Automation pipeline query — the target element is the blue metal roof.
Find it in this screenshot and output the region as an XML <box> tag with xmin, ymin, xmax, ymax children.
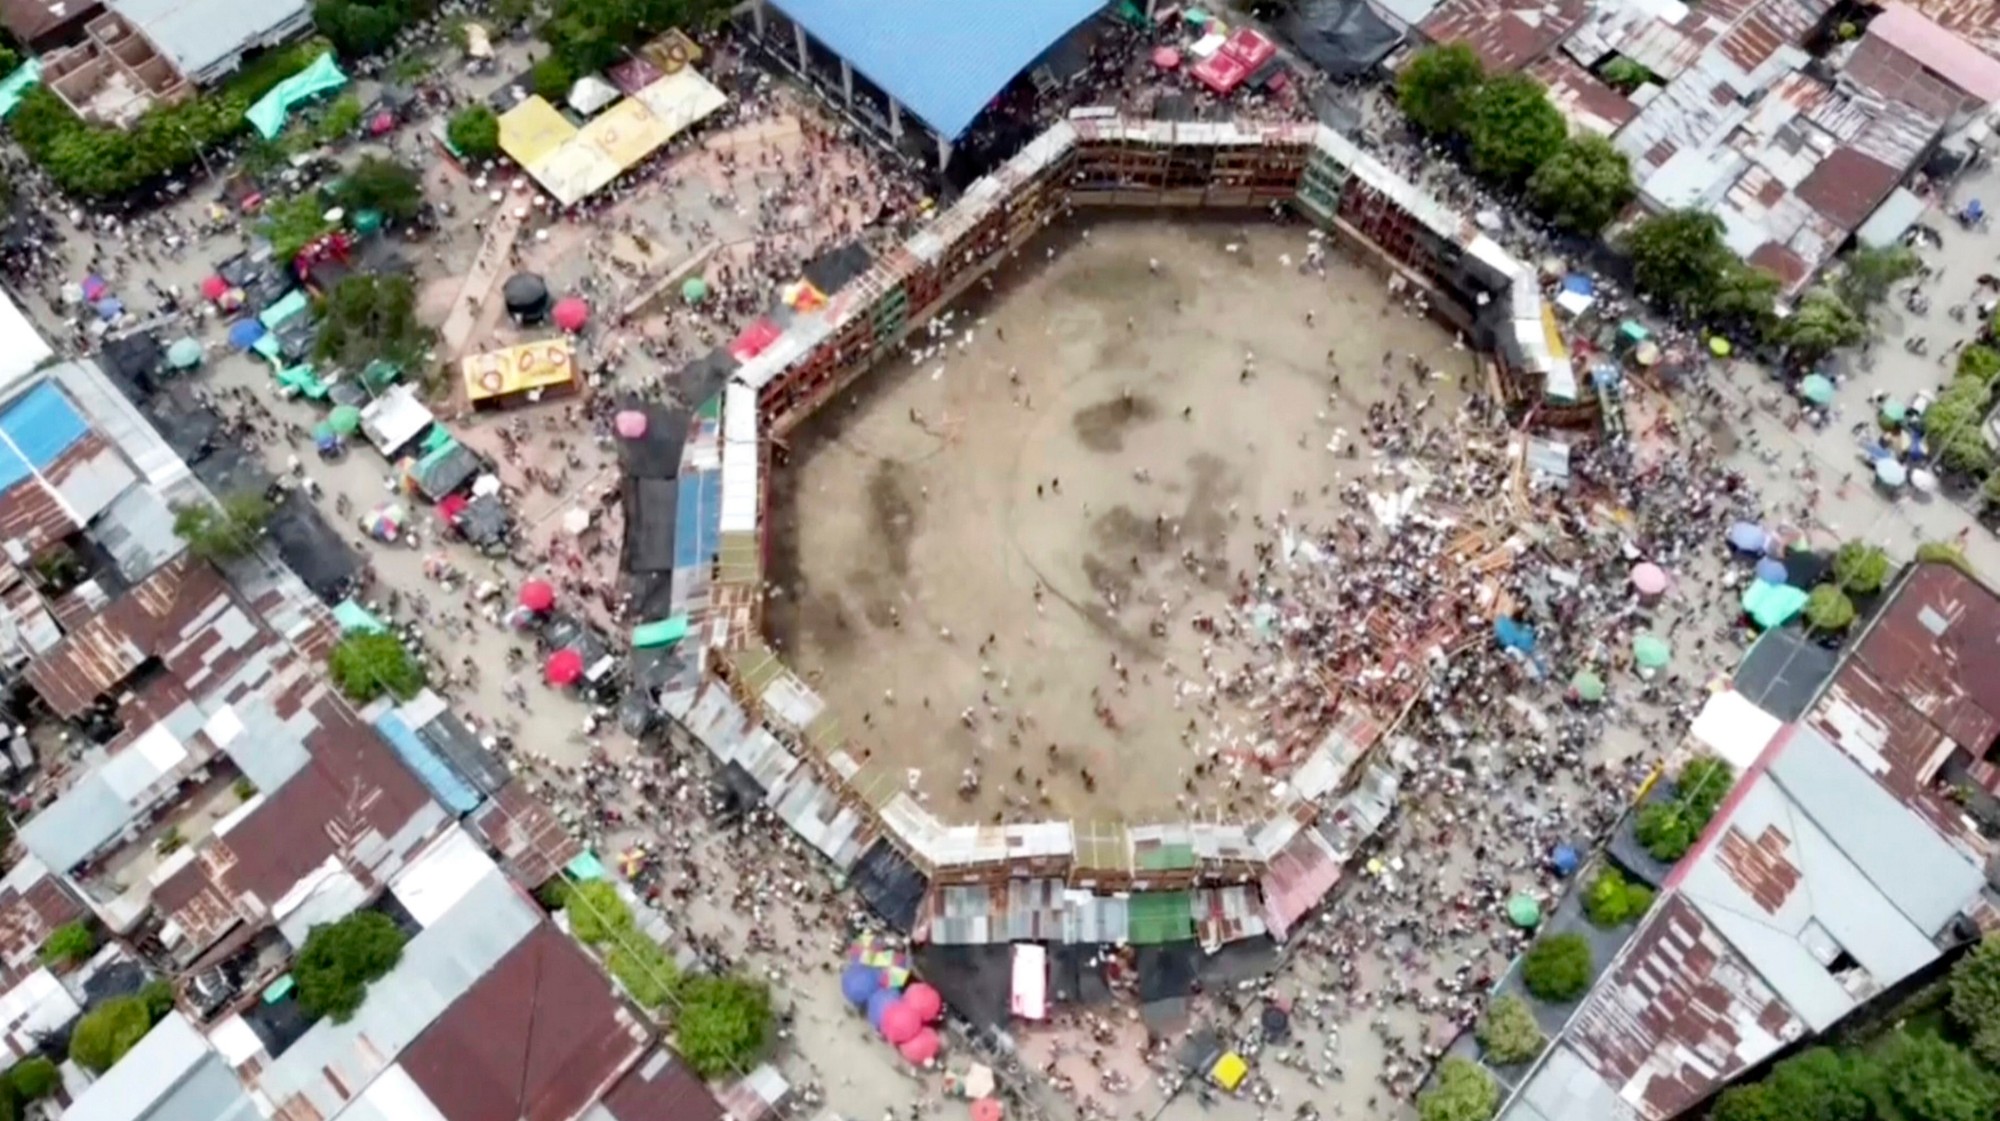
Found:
<box><xmin>0</xmin><ymin>382</ymin><xmax>88</xmax><ymax>492</ymax></box>
<box><xmin>770</xmin><ymin>0</ymin><xmax>1108</xmax><ymax>138</ymax></box>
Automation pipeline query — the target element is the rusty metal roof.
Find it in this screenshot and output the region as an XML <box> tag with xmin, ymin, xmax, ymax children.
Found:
<box><xmin>589</xmin><ymin>1049</ymin><xmax>726</xmax><ymax>1121</ymax></box>
<box><xmin>400</xmin><ymin>923</ymin><xmax>649</xmax><ymax>1121</ymax></box>
<box><xmin>1807</xmin><ymin>561</ymin><xmax>2000</xmax><ymax>858</ymax></box>
<box><xmin>1794</xmin><ymin>146</ymin><xmax>1905</xmax><ymax>231</ymax></box>
<box><xmin>1418</xmin><ymin>0</ymin><xmax>1591</xmax><ymax>72</ymax></box>
<box><xmin>1901</xmin><ymin>0</ymin><xmax>2000</xmax><ymax>59</ymax></box>
<box><xmin>22</xmin><ymin>555</ymin><xmax>230</xmax><ymax>718</ymax></box>
<box><xmin>1530</xmin><ymin>55</ymin><xmax>1638</xmax><ymax>137</ymax></box>
<box><xmin>470</xmin><ymin>779</ymin><xmax>585</xmax><ymax>889</ymax></box>
<box><xmin>0</xmin><ymin>859</ymin><xmax>84</xmax><ymax>991</ymax></box>
<box><xmin>1845</xmin><ymin>32</ymin><xmax>1972</xmax><ymax>120</ymax></box>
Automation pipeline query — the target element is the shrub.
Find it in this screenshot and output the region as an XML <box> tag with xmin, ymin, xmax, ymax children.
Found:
<box><xmin>1832</xmin><ymin>541</ymin><xmax>1891</xmax><ymax>595</ymax></box>
<box><xmin>68</xmin><ymin>995</ymin><xmax>157</xmax><ymax>1072</ymax></box>
<box><xmin>566</xmin><ymin>880</ymin><xmax>631</xmax><ymax>946</ymax></box>
<box><xmin>233</xmin><ymin>777</ymin><xmax>258</xmax><ymax>800</ymax></box>
<box><xmin>1877</xmin><ymin>1031</ymin><xmax>2000</xmax><ymax>1121</ymax></box>
<box><xmin>1958</xmin><ymin>344</ymin><xmax>2000</xmax><ymax>386</ymax></box>
<box><xmin>7</xmin><ymin>1057</ymin><xmax>56</xmax><ymax>1100</ymax></box>
<box><xmin>1635</xmin><ymin>802</ymin><xmax>1698</xmax><ymax>861</ymax></box>
<box><xmin>1475</xmin><ymin>994</ymin><xmax>1544</xmax><ymax>1064</ymax></box>
<box><xmin>294</xmin><ymin>912</ymin><xmax>406</xmax><ymax>1023</ymax></box>
<box><xmin>1805</xmin><ymin>583</ymin><xmax>1857</xmax><ymax>633</ymax></box>
<box><xmin>1582</xmin><ymin>867</ymin><xmax>1655</xmax><ymax>927</ymax></box>
<box><xmin>1418</xmin><ymin>1057</ymin><xmax>1499</xmax><ymax>1121</ymax></box>
<box><xmin>1676</xmin><ymin>756</ymin><xmax>1735</xmax><ymax>817</ymax></box>
<box><xmin>1521</xmin><ymin>933</ymin><xmax>1592</xmax><ymax>1002</ymax></box>
<box><xmin>447</xmin><ymin>105</ymin><xmax>501</xmax><ymax>160</ymax></box>
<box><xmin>609</xmin><ymin>947</ymin><xmax>677</xmax><ymax>1008</ymax></box>
<box><xmin>675</xmin><ymin>975</ymin><xmax>772</xmax><ymax>1079</ymax></box>
<box><xmin>1917</xmin><ymin>541</ymin><xmax>1978</xmax><ymax>576</ymax></box>
<box><xmin>40</xmin><ymin>921</ymin><xmax>95</xmax><ymax>968</ymax></box>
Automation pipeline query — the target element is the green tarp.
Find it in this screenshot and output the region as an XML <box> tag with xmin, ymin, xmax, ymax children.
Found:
<box><xmin>276</xmin><ymin>364</ymin><xmax>329</xmax><ymax>400</ymax></box>
<box><xmin>333</xmin><ymin>599</ymin><xmax>388</xmax><ymax>634</ymax></box>
<box><xmin>246</xmin><ymin>53</ymin><xmax>348</xmax><ymax>140</ymax></box>
<box><xmin>258</xmin><ymin>288</ymin><xmax>310</xmax><ymax>330</ymax></box>
<box><xmin>1741</xmin><ymin>581</ymin><xmax>1809</xmax><ymax>630</ymax></box>
<box><xmin>420</xmin><ymin>425</ymin><xmax>453</xmax><ymax>453</ymax></box>
<box><xmin>632</xmin><ymin>616</ymin><xmax>690</xmax><ymax>648</ymax></box>
<box><xmin>0</xmin><ymin>60</ymin><xmax>41</xmax><ymax>119</ymax></box>
<box><xmin>262</xmin><ymin>975</ymin><xmax>295</xmax><ymax>1002</ymax></box>
<box><xmin>252</xmin><ymin>334</ymin><xmax>283</xmax><ymax>364</ymax></box>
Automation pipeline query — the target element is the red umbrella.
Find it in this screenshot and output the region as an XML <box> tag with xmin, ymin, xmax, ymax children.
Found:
<box><xmin>553</xmin><ymin>297</ymin><xmax>589</xmax><ymax>332</ymax></box>
<box><xmin>545</xmin><ymin>649</ymin><xmax>584</xmax><ymax>686</ymax></box>
<box><xmin>903</xmin><ymin>981</ymin><xmax>942</xmax><ymax>1023</ymax></box>
<box><xmin>881</xmin><ymin>999</ymin><xmax>921</xmax><ymax>1043</ymax></box>
<box><xmin>519</xmin><ymin>580</ymin><xmax>556</xmax><ymax>612</ymax></box>
<box><xmin>970</xmin><ymin>1097</ymin><xmax>1001</xmax><ymax>1121</ymax></box>
<box><xmin>1152</xmin><ymin>46</ymin><xmax>1182</xmax><ymax>70</ymax></box>
<box><xmin>200</xmin><ymin>275</ymin><xmax>229</xmax><ymax>300</ymax></box>
<box><xmin>437</xmin><ymin>494</ymin><xmax>469</xmax><ymax>525</ymax></box>
<box><xmin>899</xmin><ymin>1026</ymin><xmax>941</xmax><ymax>1065</ymax></box>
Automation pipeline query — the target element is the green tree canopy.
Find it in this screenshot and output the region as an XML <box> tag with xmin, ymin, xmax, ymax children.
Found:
<box><xmin>1834</xmin><ymin>244</ymin><xmax>1919</xmax><ymax>314</ymax></box>
<box><xmin>447</xmin><ymin>105</ymin><xmax>502</xmax><ymax>160</ymax></box>
<box><xmin>7</xmin><ymin>1058</ymin><xmax>57</xmax><ymax>1101</ymax></box>
<box><xmin>336</xmin><ymin>156</ymin><xmax>424</xmax><ymax>220</ymax></box>
<box><xmin>1522</xmin><ymin>933</ymin><xmax>1593</xmax><ymax>1002</ymax></box>
<box><xmin>317</xmin><ymin>94</ymin><xmax>364</xmax><ymax>142</ymax></box>
<box><xmin>1396</xmin><ymin>44</ymin><xmax>1485</xmax><ymax>135</ymax></box>
<box><xmin>675</xmin><ymin>975</ymin><xmax>773</xmax><ymax>1078</ymax></box>
<box><xmin>1958</xmin><ymin>344</ymin><xmax>2000</xmax><ymax>386</ymax></box>
<box><xmin>314</xmin><ymin>273</ymin><xmax>432</xmax><ymax>375</ymax></box>
<box><xmin>1949</xmin><ymin>935</ymin><xmax>2000</xmax><ymax>1066</ymax></box>
<box><xmin>1878</xmin><ymin>1031</ymin><xmax>2000</xmax><ymax>1121</ymax></box>
<box><xmin>69</xmin><ymin>994</ymin><xmax>157</xmax><ymax>1072</ymax></box>
<box><xmin>1600</xmin><ymin>58</ymin><xmax>1652</xmax><ymax>92</ymax></box>
<box><xmin>172</xmin><ymin>492</ymin><xmax>273</xmax><ymax>562</ymax></box>
<box><xmin>1708</xmin><ymin>263</ymin><xmax>1782</xmax><ymax>337</ymax></box>
<box><xmin>1712</xmin><ymin>1048</ymin><xmax>1873</xmax><ymax>1121</ymax></box>
<box><xmin>1677</xmin><ymin>755</ymin><xmax>1735</xmax><ymax>817</ymax></box>
<box><xmin>40</xmin><ymin>920</ymin><xmax>95</xmax><ymax>968</ymax></box>
<box><xmin>328</xmin><ymin>632</ymin><xmax>425</xmax><ymax>702</ymax></box>
<box><xmin>1625</xmin><ymin>209</ymin><xmax>1730</xmax><ymax>315</ymax></box>
<box><xmin>295</xmin><ymin>912</ymin><xmax>407</xmax><ymax>1023</ymax></box>
<box><xmin>1527</xmin><ymin>135</ymin><xmax>1634</xmax><ymax>234</ymax></box>
<box><xmin>260</xmin><ymin>193</ymin><xmax>337</xmax><ymax>265</ymax></box>
<box><xmin>1417</xmin><ymin>1057</ymin><xmax>1499</xmax><ymax>1121</ymax></box>
<box><xmin>530</xmin><ymin>56</ymin><xmax>576</xmax><ymax>100</ymax></box>
<box><xmin>1475</xmin><ymin>994</ymin><xmax>1544</xmax><ymax>1065</ymax></box>
<box><xmin>1462</xmin><ymin>74</ymin><xmax>1568</xmax><ymax>185</ymax></box>
<box><xmin>1832</xmin><ymin>540</ymin><xmax>1892</xmax><ymax>595</ymax></box>
<box><xmin>1582</xmin><ymin>866</ymin><xmax>1655</xmax><ymax>927</ymax></box>
<box><xmin>1805</xmin><ymin>583</ymin><xmax>1857</xmax><ymax>633</ymax></box>
<box><xmin>1635</xmin><ymin>802</ymin><xmax>1699</xmax><ymax>862</ymax></box>
<box><xmin>1922</xmin><ymin>379</ymin><xmax>1996</xmax><ymax>477</ymax></box>
<box><xmin>1782</xmin><ymin>287</ymin><xmax>1867</xmax><ymax>360</ymax></box>
<box><xmin>313</xmin><ymin>0</ymin><xmax>414</xmax><ymax>57</ymax></box>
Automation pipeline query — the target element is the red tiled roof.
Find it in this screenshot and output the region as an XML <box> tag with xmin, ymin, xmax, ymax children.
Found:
<box><xmin>22</xmin><ymin>556</ymin><xmax>231</xmax><ymax>718</ymax></box>
<box><xmin>1795</xmin><ymin>147</ymin><xmax>1903</xmax><ymax>231</ymax></box>
<box><xmin>599</xmin><ymin>1050</ymin><xmax>727</xmax><ymax>1121</ymax></box>
<box><xmin>400</xmin><ymin>923</ymin><xmax>648</xmax><ymax>1121</ymax></box>
<box><xmin>1419</xmin><ymin>0</ymin><xmax>1591</xmax><ymax>72</ymax></box>
<box><xmin>1807</xmin><ymin>561</ymin><xmax>2000</xmax><ymax>857</ymax></box>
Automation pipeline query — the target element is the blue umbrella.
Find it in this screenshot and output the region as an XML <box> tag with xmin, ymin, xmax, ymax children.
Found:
<box><xmin>227</xmin><ymin>318</ymin><xmax>267</xmax><ymax>349</ymax></box>
<box><xmin>865</xmin><ymin>987</ymin><xmax>899</xmax><ymax>1029</ymax></box>
<box><xmin>1494</xmin><ymin>617</ymin><xmax>1536</xmax><ymax>653</ymax></box>
<box><xmin>1726</xmin><ymin>521</ymin><xmax>1766</xmax><ymax>553</ymax></box>
<box><xmin>841</xmin><ymin>962</ymin><xmax>880</xmax><ymax>1007</ymax></box>
<box><xmin>1551</xmin><ymin>844</ymin><xmax>1581</xmax><ymax>876</ymax></box>
<box><xmin>91</xmin><ymin>297</ymin><xmax>123</xmax><ymax>320</ymax></box>
<box><xmin>1754</xmin><ymin>557</ymin><xmax>1788</xmax><ymax>585</ymax></box>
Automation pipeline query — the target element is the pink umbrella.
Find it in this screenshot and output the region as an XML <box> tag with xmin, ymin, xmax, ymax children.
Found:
<box><xmin>553</xmin><ymin>296</ymin><xmax>589</xmax><ymax>332</ymax></box>
<box><xmin>615</xmin><ymin>410</ymin><xmax>648</xmax><ymax>439</ymax></box>
<box><xmin>882</xmin><ymin>999</ymin><xmax>921</xmax><ymax>1044</ymax></box>
<box><xmin>898</xmin><ymin>1026</ymin><xmax>941</xmax><ymax>1065</ymax></box>
<box><xmin>1152</xmin><ymin>46</ymin><xmax>1182</xmax><ymax>70</ymax></box>
<box><xmin>903</xmin><ymin>981</ymin><xmax>942</xmax><ymax>1023</ymax></box>
<box><xmin>519</xmin><ymin>580</ymin><xmax>555</xmax><ymax>612</ymax></box>
<box><xmin>200</xmin><ymin>275</ymin><xmax>229</xmax><ymax>300</ymax></box>
<box><xmin>545</xmin><ymin>649</ymin><xmax>584</xmax><ymax>686</ymax></box>
<box><xmin>970</xmin><ymin>1098</ymin><xmax>1002</xmax><ymax>1121</ymax></box>
<box><xmin>1630</xmin><ymin>563</ymin><xmax>1668</xmax><ymax>596</ymax></box>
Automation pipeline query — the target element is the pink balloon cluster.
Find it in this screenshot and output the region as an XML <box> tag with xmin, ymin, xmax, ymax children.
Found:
<box><xmin>877</xmin><ymin>982</ymin><xmax>946</xmax><ymax>1064</ymax></box>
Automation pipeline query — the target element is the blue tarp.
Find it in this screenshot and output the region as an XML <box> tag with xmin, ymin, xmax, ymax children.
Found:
<box><xmin>1560</xmin><ymin>274</ymin><xmax>1594</xmax><ymax>296</ymax></box>
<box><xmin>0</xmin><ymin>383</ymin><xmax>89</xmax><ymax>491</ymax></box>
<box><xmin>372</xmin><ymin>711</ymin><xmax>482</xmax><ymax>814</ymax></box>
<box><xmin>767</xmin><ymin>0</ymin><xmax>1107</xmax><ymax>138</ymax></box>
<box><xmin>1494</xmin><ymin>617</ymin><xmax>1536</xmax><ymax>653</ymax></box>
<box><xmin>673</xmin><ymin>469</ymin><xmax>722</xmax><ymax>570</ymax></box>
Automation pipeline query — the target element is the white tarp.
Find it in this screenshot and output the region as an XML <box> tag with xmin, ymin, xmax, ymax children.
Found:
<box><xmin>359</xmin><ymin>383</ymin><xmax>434</xmax><ymax>455</ymax></box>
<box><xmin>1688</xmin><ymin>688</ymin><xmax>1781</xmax><ymax>771</ymax></box>
<box><xmin>1011</xmin><ymin>943</ymin><xmax>1048</xmax><ymax>1020</ymax></box>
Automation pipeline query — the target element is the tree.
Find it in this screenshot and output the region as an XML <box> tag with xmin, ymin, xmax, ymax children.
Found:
<box><xmin>1582</xmin><ymin>867</ymin><xmax>1655</xmax><ymax>927</ymax></box>
<box><xmin>1676</xmin><ymin>756</ymin><xmax>1735</xmax><ymax>818</ymax></box>
<box><xmin>1711</xmin><ymin>1083</ymin><xmax>1783</xmax><ymax>1121</ymax></box>
<box><xmin>68</xmin><ymin>994</ymin><xmax>157</xmax><ymax>1072</ymax></box>
<box><xmin>329</xmin><ymin>633</ymin><xmax>424</xmax><ymax>702</ymax></box>
<box><xmin>1923</xmin><ymin>385</ymin><xmax>1996</xmax><ymax>477</ymax></box>
<box><xmin>313</xmin><ymin>0</ymin><xmax>415</xmax><ymax>57</ymax></box>
<box><xmin>1949</xmin><ymin>935</ymin><xmax>2000</xmax><ymax>1066</ymax></box>
<box><xmin>172</xmin><ymin>492</ymin><xmax>273</xmax><ymax>562</ymax></box>
<box><xmin>7</xmin><ymin>1058</ymin><xmax>57</xmax><ymax>1100</ymax></box>
<box><xmin>1521</xmin><ymin>933</ymin><xmax>1592</xmax><ymax>1002</ymax></box>
<box><xmin>1528</xmin><ymin>135</ymin><xmax>1634</xmax><ymax>233</ymax></box>
<box><xmin>1708</xmin><ymin>263</ymin><xmax>1782</xmax><ymax>337</ymax></box>
<box><xmin>317</xmin><ymin>94</ymin><xmax>364</xmax><ymax>142</ymax></box>
<box><xmin>566</xmin><ymin>880</ymin><xmax>633</xmax><ymax>946</ymax></box>
<box><xmin>1958</xmin><ymin>344</ymin><xmax>2000</xmax><ymax>386</ymax></box>
<box><xmin>447</xmin><ymin>105</ymin><xmax>501</xmax><ymax>160</ymax></box>
<box><xmin>259</xmin><ymin>193</ymin><xmax>335</xmax><ymax>265</ymax></box>
<box><xmin>294</xmin><ymin>912</ymin><xmax>406</xmax><ymax>1023</ymax></box>
<box><xmin>675</xmin><ymin>975</ymin><xmax>773</xmax><ymax>1078</ymax></box>
<box><xmin>1805</xmin><ymin>584</ymin><xmax>1857</xmax><ymax>633</ymax></box>
<box><xmin>1635</xmin><ymin>802</ymin><xmax>1699</xmax><ymax>861</ymax></box>
<box><xmin>40</xmin><ymin>920</ymin><xmax>95</xmax><ymax>968</ymax></box>
<box><xmin>1877</xmin><ymin>1031</ymin><xmax>2000</xmax><ymax>1121</ymax></box>
<box><xmin>1475</xmin><ymin>994</ymin><xmax>1544</xmax><ymax>1064</ymax></box>
<box><xmin>1600</xmin><ymin>58</ymin><xmax>1652</xmax><ymax>93</ymax></box>
<box><xmin>336</xmin><ymin>156</ymin><xmax>424</xmax><ymax>220</ymax></box>
<box><xmin>1835</xmin><ymin>244</ymin><xmax>1919</xmax><ymax>314</ymax></box>
<box><xmin>1462</xmin><ymin>75</ymin><xmax>1568</xmax><ymax>185</ymax></box>
<box><xmin>1417</xmin><ymin>1057</ymin><xmax>1498</xmax><ymax>1121</ymax></box>
<box><xmin>530</xmin><ymin>56</ymin><xmax>576</xmax><ymax>101</ymax></box>
<box><xmin>1832</xmin><ymin>541</ymin><xmax>1892</xmax><ymax>595</ymax></box>
<box><xmin>1782</xmin><ymin>287</ymin><xmax>1867</xmax><ymax>360</ymax></box>
<box><xmin>1396</xmin><ymin>44</ymin><xmax>1485</xmax><ymax>135</ymax></box>
<box><xmin>314</xmin><ymin>273</ymin><xmax>432</xmax><ymax>374</ymax></box>
<box><xmin>1625</xmin><ymin>209</ymin><xmax>1730</xmax><ymax>315</ymax></box>
<box><xmin>1712</xmin><ymin>1049</ymin><xmax>1873</xmax><ymax>1121</ymax></box>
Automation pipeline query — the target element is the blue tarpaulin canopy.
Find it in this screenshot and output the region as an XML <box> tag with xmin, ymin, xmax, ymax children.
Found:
<box><xmin>1560</xmin><ymin>274</ymin><xmax>1594</xmax><ymax>296</ymax></box>
<box><xmin>767</xmin><ymin>0</ymin><xmax>1108</xmax><ymax>138</ymax></box>
<box><xmin>1494</xmin><ymin>617</ymin><xmax>1536</xmax><ymax>653</ymax></box>
<box><xmin>228</xmin><ymin>318</ymin><xmax>267</xmax><ymax>348</ymax></box>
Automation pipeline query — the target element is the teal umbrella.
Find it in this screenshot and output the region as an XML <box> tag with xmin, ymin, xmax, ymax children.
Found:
<box><xmin>167</xmin><ymin>337</ymin><xmax>203</xmax><ymax>369</ymax></box>
<box><xmin>1570</xmin><ymin>670</ymin><xmax>1605</xmax><ymax>703</ymax></box>
<box><xmin>1879</xmin><ymin>399</ymin><xmax>1908</xmax><ymax>424</ymax></box>
<box><xmin>1798</xmin><ymin>373</ymin><xmax>1834</xmax><ymax>405</ymax></box>
<box><xmin>681</xmin><ymin>275</ymin><xmax>709</xmax><ymax>304</ymax></box>
<box><xmin>1633</xmin><ymin>633</ymin><xmax>1671</xmax><ymax>670</ymax></box>
<box><xmin>1507</xmin><ymin>895</ymin><xmax>1541</xmax><ymax>928</ymax></box>
<box><xmin>328</xmin><ymin>404</ymin><xmax>362</xmax><ymax>435</ymax></box>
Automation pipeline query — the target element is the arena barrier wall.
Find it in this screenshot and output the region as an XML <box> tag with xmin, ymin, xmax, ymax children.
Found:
<box><xmin>650</xmin><ymin>116</ymin><xmax>1562</xmax><ymax>948</ymax></box>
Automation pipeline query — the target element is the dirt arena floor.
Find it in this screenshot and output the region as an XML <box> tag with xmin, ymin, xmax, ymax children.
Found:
<box><xmin>765</xmin><ymin>217</ymin><xmax>1469</xmax><ymax>822</ymax></box>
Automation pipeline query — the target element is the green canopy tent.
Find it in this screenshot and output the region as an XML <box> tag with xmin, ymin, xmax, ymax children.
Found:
<box><xmin>246</xmin><ymin>53</ymin><xmax>349</xmax><ymax>140</ymax></box>
<box><xmin>167</xmin><ymin>337</ymin><xmax>204</xmax><ymax>370</ymax></box>
<box><xmin>332</xmin><ymin>599</ymin><xmax>389</xmax><ymax>634</ymax></box>
<box><xmin>327</xmin><ymin>404</ymin><xmax>362</xmax><ymax>435</ymax></box>
<box><xmin>632</xmin><ymin>616</ymin><xmax>690</xmax><ymax>648</ymax></box>
<box><xmin>1798</xmin><ymin>374</ymin><xmax>1835</xmax><ymax>406</ymax></box>
<box><xmin>276</xmin><ymin>364</ymin><xmax>329</xmax><ymax>400</ymax></box>
<box><xmin>1507</xmin><ymin>895</ymin><xmax>1541</xmax><ymax>928</ymax></box>
<box><xmin>1879</xmin><ymin>399</ymin><xmax>1908</xmax><ymax>424</ymax></box>
<box><xmin>1741</xmin><ymin>581</ymin><xmax>1809</xmax><ymax>630</ymax></box>
<box><xmin>1633</xmin><ymin>633</ymin><xmax>1672</xmax><ymax>670</ymax></box>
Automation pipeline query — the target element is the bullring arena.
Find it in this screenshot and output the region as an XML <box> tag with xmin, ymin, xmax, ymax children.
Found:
<box><xmin>648</xmin><ymin>116</ymin><xmax>1560</xmax><ymax>958</ymax></box>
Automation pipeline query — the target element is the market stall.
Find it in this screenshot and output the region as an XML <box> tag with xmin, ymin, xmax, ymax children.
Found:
<box><xmin>461</xmin><ymin>337</ymin><xmax>582</xmax><ymax>410</ymax></box>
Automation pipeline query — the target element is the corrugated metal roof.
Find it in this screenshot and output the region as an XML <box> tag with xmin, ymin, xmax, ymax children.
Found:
<box><xmin>0</xmin><ymin>859</ymin><xmax>83</xmax><ymax>993</ymax></box>
<box><xmin>469</xmin><ymin>779</ymin><xmax>584</xmax><ymax>890</ymax></box>
<box><xmin>20</xmin><ymin>722</ymin><xmax>204</xmax><ymax>872</ymax></box>
<box><xmin>249</xmin><ymin>864</ymin><xmax>538</xmax><ymax>1120</ymax></box>
<box><xmin>104</xmin><ymin>0</ymin><xmax>309</xmax><ymax>81</ymax></box>
<box><xmin>766</xmin><ymin>0</ymin><xmax>1106</xmax><ymax>137</ymax></box>
<box><xmin>1419</xmin><ymin>0</ymin><xmax>1591</xmax><ymax>71</ymax></box>
<box><xmin>1869</xmin><ymin>1</ymin><xmax>2000</xmax><ymax>100</ymax></box>
<box><xmin>89</xmin><ymin>482</ymin><xmax>185</xmax><ymax>584</ymax></box>
<box><xmin>1902</xmin><ymin>0</ymin><xmax>2000</xmax><ymax>59</ymax></box>
<box><xmin>23</xmin><ymin>555</ymin><xmax>230</xmax><ymax>717</ymax></box>
<box><xmin>590</xmin><ymin>1048</ymin><xmax>727</xmax><ymax>1121</ymax></box>
<box><xmin>65</xmin><ymin>1012</ymin><xmax>259</xmax><ymax>1121</ymax></box>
